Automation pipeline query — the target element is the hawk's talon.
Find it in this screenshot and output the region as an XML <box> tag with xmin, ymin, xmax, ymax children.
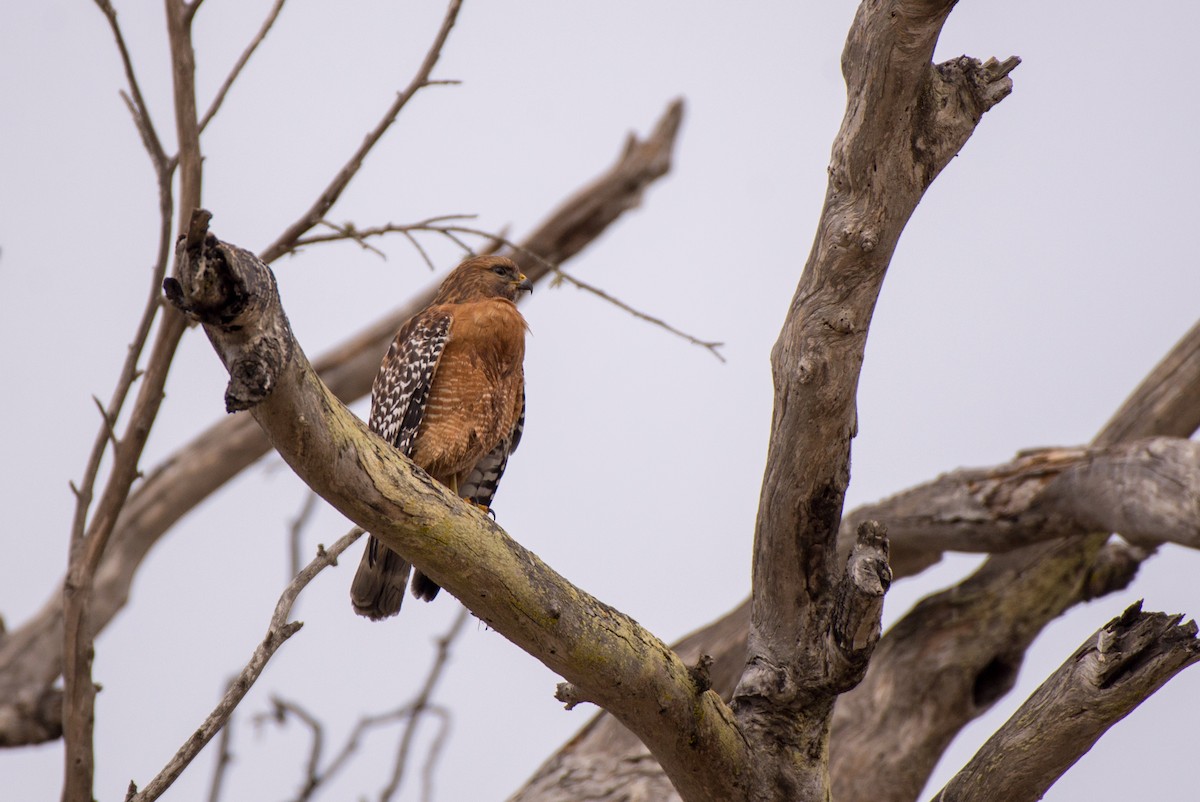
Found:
<box><xmin>469</xmin><ymin>501</ymin><xmax>495</xmax><ymax>519</ymax></box>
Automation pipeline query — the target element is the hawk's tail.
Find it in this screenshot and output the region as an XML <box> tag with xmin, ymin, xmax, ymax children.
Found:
<box><xmin>351</xmin><ymin>534</ymin><xmax>412</xmax><ymax>620</ymax></box>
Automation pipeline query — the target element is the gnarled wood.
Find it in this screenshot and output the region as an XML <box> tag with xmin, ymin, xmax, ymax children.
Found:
<box><xmin>931</xmin><ymin>603</ymin><xmax>1200</xmax><ymax>802</ymax></box>
<box><xmin>732</xmin><ymin>0</ymin><xmax>1016</xmax><ymax>795</ymax></box>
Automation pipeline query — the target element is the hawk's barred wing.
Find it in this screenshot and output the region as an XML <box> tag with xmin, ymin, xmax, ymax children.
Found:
<box><xmin>369</xmin><ymin>311</ymin><xmax>452</xmax><ymax>454</ymax></box>
<box><xmin>460</xmin><ymin>388</ymin><xmax>524</xmax><ymax>509</ymax></box>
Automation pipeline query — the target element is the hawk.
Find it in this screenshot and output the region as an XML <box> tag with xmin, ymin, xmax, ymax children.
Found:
<box><xmin>351</xmin><ymin>255</ymin><xmax>532</xmax><ymax>620</ymax></box>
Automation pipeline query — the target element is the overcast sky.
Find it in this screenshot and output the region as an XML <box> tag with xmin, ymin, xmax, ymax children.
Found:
<box><xmin>2</xmin><ymin>2</ymin><xmax>1198</xmax><ymax>801</ymax></box>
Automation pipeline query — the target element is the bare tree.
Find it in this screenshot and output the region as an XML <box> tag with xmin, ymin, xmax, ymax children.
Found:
<box><xmin>157</xmin><ymin>4</ymin><xmax>1200</xmax><ymax>802</ymax></box>
<box><xmin>4</xmin><ymin>2</ymin><xmax>1198</xmax><ymax>801</ymax></box>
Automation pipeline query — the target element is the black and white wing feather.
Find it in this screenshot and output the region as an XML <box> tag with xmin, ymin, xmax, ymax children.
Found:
<box><xmin>369</xmin><ymin>311</ymin><xmax>452</xmax><ymax>454</ymax></box>
<box><xmin>351</xmin><ymin>310</ymin><xmax>451</xmax><ymax>621</ymax></box>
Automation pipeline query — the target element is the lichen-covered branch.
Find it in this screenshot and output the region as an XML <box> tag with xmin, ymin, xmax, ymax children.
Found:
<box><xmin>164</xmin><ymin>218</ymin><xmax>749</xmax><ymax>802</ymax></box>
<box><xmin>931</xmin><ymin>603</ymin><xmax>1200</xmax><ymax>802</ymax></box>
<box><xmin>0</xmin><ymin>100</ymin><xmax>684</xmax><ymax>750</ymax></box>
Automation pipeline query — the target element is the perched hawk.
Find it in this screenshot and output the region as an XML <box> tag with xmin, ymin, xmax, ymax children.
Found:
<box><xmin>351</xmin><ymin>255</ymin><xmax>531</xmax><ymax>620</ymax></box>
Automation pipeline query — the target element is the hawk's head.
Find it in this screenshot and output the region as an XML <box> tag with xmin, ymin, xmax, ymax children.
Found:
<box><xmin>435</xmin><ymin>255</ymin><xmax>533</xmax><ymax>304</ymax></box>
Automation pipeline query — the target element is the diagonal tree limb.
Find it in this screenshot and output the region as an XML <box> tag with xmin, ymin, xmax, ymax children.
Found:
<box><xmin>0</xmin><ymin>100</ymin><xmax>685</xmax><ymax>749</ymax></box>
<box><xmin>930</xmin><ymin>602</ymin><xmax>1200</xmax><ymax>802</ymax></box>
<box><xmin>126</xmin><ymin>530</ymin><xmax>361</xmax><ymax>802</ymax></box>
<box><xmin>164</xmin><ymin>219</ymin><xmax>750</xmax><ymax>801</ymax></box>
<box><xmin>828</xmin><ymin>323</ymin><xmax>1200</xmax><ymax>802</ymax></box>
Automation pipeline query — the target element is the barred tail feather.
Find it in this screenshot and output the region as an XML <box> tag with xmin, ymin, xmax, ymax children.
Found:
<box><xmin>351</xmin><ymin>535</ymin><xmax>411</xmax><ymax>620</ymax></box>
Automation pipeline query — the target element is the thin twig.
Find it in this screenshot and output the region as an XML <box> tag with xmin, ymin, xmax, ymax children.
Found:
<box><xmin>92</xmin><ymin>0</ymin><xmax>168</xmax><ymax>167</ymax></box>
<box><xmin>198</xmin><ymin>0</ymin><xmax>287</xmax><ymax>133</ymax></box>
<box><xmin>257</xmin><ymin>697</ymin><xmax>325</xmax><ymax>800</ymax></box>
<box><xmin>380</xmin><ymin>608</ymin><xmax>469</xmax><ymax>801</ymax></box>
<box><xmin>255</xmin><ymin>608</ymin><xmax>469</xmax><ymax>802</ymax></box>
<box><xmin>258</xmin><ymin>0</ymin><xmax>464</xmax><ymax>264</ymax></box>
<box><xmin>128</xmin><ymin>530</ymin><xmax>364</xmax><ymax>802</ymax></box>
<box><xmin>64</xmin><ymin>5</ymin><xmax>187</xmax><ymax>799</ymax></box>
<box><xmin>294</xmin><ymin>219</ymin><xmax>727</xmax><ymax>362</ymax></box>
<box><xmin>288</xmin><ymin>491</ymin><xmax>320</xmax><ymax>579</ymax></box>
<box><xmin>552</xmin><ymin>268</ymin><xmax>726</xmax><ymax>362</ymax></box>
<box><xmin>417</xmin><ymin>707</ymin><xmax>451</xmax><ymax>802</ymax></box>
<box><xmin>205</xmin><ymin>693</ymin><xmax>235</xmax><ymax>802</ymax></box>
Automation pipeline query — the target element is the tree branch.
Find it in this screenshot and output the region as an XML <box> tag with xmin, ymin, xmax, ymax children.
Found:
<box><xmin>829</xmin><ymin>322</ymin><xmax>1200</xmax><ymax>802</ymax></box>
<box><xmin>126</xmin><ymin>530</ymin><xmax>361</xmax><ymax>802</ymax></box>
<box><xmin>0</xmin><ymin>100</ymin><xmax>684</xmax><ymax>749</ymax></box>
<box><xmin>258</xmin><ymin>0</ymin><xmax>464</xmax><ymax>264</ymax></box>
<box><xmin>840</xmin><ymin>436</ymin><xmax>1200</xmax><ymax>578</ymax></box>
<box><xmin>197</xmin><ymin>0</ymin><xmax>287</xmax><ymax>134</ymax></box>
<box><xmin>732</xmin><ymin>0</ymin><xmax>1016</xmax><ymax>792</ymax></box>
<box><xmin>931</xmin><ymin>602</ymin><xmax>1200</xmax><ymax>802</ymax></box>
<box><xmin>163</xmin><ymin>216</ymin><xmax>749</xmax><ymax>801</ymax></box>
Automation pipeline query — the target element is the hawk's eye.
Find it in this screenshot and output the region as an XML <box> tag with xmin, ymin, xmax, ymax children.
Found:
<box><xmin>491</xmin><ymin>265</ymin><xmax>508</xmax><ymax>276</ymax></box>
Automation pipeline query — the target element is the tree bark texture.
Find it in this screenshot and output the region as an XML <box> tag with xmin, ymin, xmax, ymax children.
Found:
<box><xmin>0</xmin><ymin>101</ymin><xmax>685</xmax><ymax>749</ymax></box>
<box><xmin>931</xmin><ymin>602</ymin><xmax>1200</xmax><ymax>802</ymax></box>
<box><xmin>731</xmin><ymin>0</ymin><xmax>1017</xmax><ymax>796</ymax></box>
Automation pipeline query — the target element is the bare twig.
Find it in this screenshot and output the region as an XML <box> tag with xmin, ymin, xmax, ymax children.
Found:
<box><xmin>294</xmin><ymin>217</ymin><xmax>727</xmax><ymax>361</ymax></box>
<box><xmin>91</xmin><ymin>0</ymin><xmax>168</xmax><ymax>167</ymax></box>
<box><xmin>205</xmin><ymin>694</ymin><xmax>235</xmax><ymax>802</ymax></box>
<box><xmin>288</xmin><ymin>491</ymin><xmax>320</xmax><ymax>579</ymax></box>
<box><xmin>128</xmin><ymin>530</ymin><xmax>363</xmax><ymax>802</ymax></box>
<box><xmin>551</xmin><ymin>268</ymin><xmax>726</xmax><ymax>362</ymax></box>
<box><xmin>63</xmin><ymin>4</ymin><xmax>192</xmax><ymax>799</ymax></box>
<box><xmin>255</xmin><ymin>608</ymin><xmax>469</xmax><ymax>802</ymax></box>
<box><xmin>258</xmin><ymin>0</ymin><xmax>464</xmax><ymax>264</ymax></box>
<box><xmin>256</xmin><ymin>697</ymin><xmax>325</xmax><ymax>801</ymax></box>
<box><xmin>417</xmin><ymin>707</ymin><xmax>452</xmax><ymax>802</ymax></box>
<box><xmin>197</xmin><ymin>0</ymin><xmax>286</xmax><ymax>133</ymax></box>
<box><xmin>380</xmin><ymin>608</ymin><xmax>469</xmax><ymax>801</ymax></box>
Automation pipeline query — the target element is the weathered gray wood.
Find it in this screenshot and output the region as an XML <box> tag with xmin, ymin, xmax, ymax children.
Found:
<box><xmin>931</xmin><ymin>603</ymin><xmax>1200</xmax><ymax>802</ymax></box>
<box><xmin>841</xmin><ymin>437</ymin><xmax>1200</xmax><ymax>576</ymax></box>
<box><xmin>731</xmin><ymin>0</ymin><xmax>1017</xmax><ymax>794</ymax></box>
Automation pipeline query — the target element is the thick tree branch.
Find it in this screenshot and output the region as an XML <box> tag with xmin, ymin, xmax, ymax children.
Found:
<box><xmin>829</xmin><ymin>323</ymin><xmax>1200</xmax><ymax>802</ymax></box>
<box><xmin>163</xmin><ymin>219</ymin><xmax>750</xmax><ymax>802</ymax></box>
<box><xmin>0</xmin><ymin>101</ymin><xmax>683</xmax><ymax>749</ymax></box>
<box><xmin>931</xmin><ymin>602</ymin><xmax>1200</xmax><ymax>802</ymax></box>
<box><xmin>840</xmin><ymin>436</ymin><xmax>1200</xmax><ymax>578</ymax></box>
<box><xmin>732</xmin><ymin>0</ymin><xmax>1016</xmax><ymax>793</ymax></box>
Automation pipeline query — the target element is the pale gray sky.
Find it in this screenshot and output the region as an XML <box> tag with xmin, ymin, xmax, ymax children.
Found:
<box><xmin>2</xmin><ymin>2</ymin><xmax>1197</xmax><ymax>800</ymax></box>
